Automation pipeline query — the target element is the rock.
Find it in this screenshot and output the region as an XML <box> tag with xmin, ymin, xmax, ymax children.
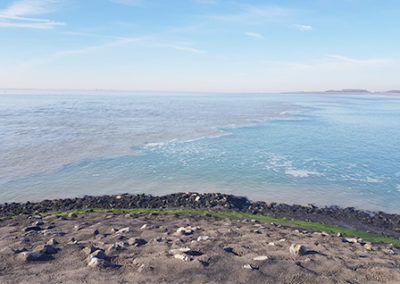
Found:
<box><xmin>38</xmin><ymin>245</ymin><xmax>57</xmax><ymax>254</ymax></box>
<box><xmin>35</xmin><ymin>221</ymin><xmax>44</xmax><ymax>226</ymax></box>
<box><xmin>23</xmin><ymin>226</ymin><xmax>41</xmax><ymax>232</ymax></box>
<box><xmin>88</xmin><ymin>257</ymin><xmax>111</xmax><ymax>268</ymax></box>
<box><xmin>176</xmin><ymin>227</ymin><xmax>194</xmax><ymax>236</ymax></box>
<box><xmin>119</xmin><ymin>227</ymin><xmax>130</xmax><ymax>234</ymax></box>
<box><xmin>107</xmin><ymin>243</ymin><xmax>124</xmax><ymax>253</ymax></box>
<box><xmin>243</xmin><ymin>264</ymin><xmax>258</xmax><ymax>270</ymax></box>
<box><xmin>140</xmin><ymin>224</ymin><xmax>149</xmax><ymax>230</ymax></box>
<box><xmin>138</xmin><ymin>263</ymin><xmax>154</xmax><ymax>273</ymax></box>
<box><xmin>364</xmin><ymin>243</ymin><xmax>373</xmax><ymax>251</ymax></box>
<box><xmin>90</xmin><ymin>249</ymin><xmax>106</xmax><ymax>260</ymax></box>
<box><xmin>111</xmin><ymin>228</ymin><xmax>119</xmax><ymax>233</ymax></box>
<box><xmin>174</xmin><ymin>254</ymin><xmax>192</xmax><ymax>262</ymax></box>
<box><xmin>337</xmin><ymin>232</ymin><xmax>342</xmax><ymax>237</ymax></box>
<box><xmin>197</xmin><ymin>236</ymin><xmax>210</xmax><ymax>241</ymax></box>
<box><xmin>93</xmin><ymin>229</ymin><xmax>99</xmax><ymax>235</ymax></box>
<box><xmin>253</xmin><ymin>255</ymin><xmax>269</xmax><ymax>261</ymax></box>
<box><xmin>82</xmin><ymin>246</ymin><xmax>100</xmax><ymax>255</ymax></box>
<box><xmin>128</xmin><ymin>238</ymin><xmax>147</xmax><ymax>247</ymax></box>
<box><xmin>115</xmin><ymin>241</ymin><xmax>129</xmax><ymax>247</ymax></box>
<box><xmin>268</xmin><ymin>242</ymin><xmax>276</xmax><ymax>246</ymax></box>
<box><xmin>290</xmin><ymin>244</ymin><xmax>307</xmax><ymax>256</ymax></box>
<box><xmin>47</xmin><ymin>238</ymin><xmax>58</xmax><ymax>245</ymax></box>
<box><xmin>23</xmin><ymin>236</ymin><xmax>30</xmax><ymax>243</ymax></box>
<box><xmin>17</xmin><ymin>251</ymin><xmax>45</xmax><ymax>262</ymax></box>
<box><xmin>343</xmin><ymin>237</ymin><xmax>358</xmax><ymax>244</ymax></box>
<box><xmin>74</xmin><ymin>225</ymin><xmax>81</xmax><ymax>231</ymax></box>
<box><xmin>68</xmin><ymin>213</ymin><xmax>78</xmax><ymax>218</ymax></box>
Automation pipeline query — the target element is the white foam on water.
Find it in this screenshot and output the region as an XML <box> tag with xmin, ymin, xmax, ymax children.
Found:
<box><xmin>285</xmin><ymin>169</ymin><xmax>323</xmax><ymax>178</ymax></box>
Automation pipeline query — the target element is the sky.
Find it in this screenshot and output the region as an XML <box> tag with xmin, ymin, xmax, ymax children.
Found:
<box><xmin>0</xmin><ymin>0</ymin><xmax>399</xmax><ymax>93</ymax></box>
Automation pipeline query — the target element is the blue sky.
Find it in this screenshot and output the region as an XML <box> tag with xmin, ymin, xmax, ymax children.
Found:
<box><xmin>1</xmin><ymin>0</ymin><xmax>399</xmax><ymax>92</ymax></box>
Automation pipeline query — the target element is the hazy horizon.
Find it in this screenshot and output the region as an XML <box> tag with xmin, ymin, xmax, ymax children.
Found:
<box><xmin>1</xmin><ymin>0</ymin><xmax>400</xmax><ymax>92</ymax></box>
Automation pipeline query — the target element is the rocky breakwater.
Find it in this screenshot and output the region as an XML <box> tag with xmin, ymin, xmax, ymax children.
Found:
<box><xmin>1</xmin><ymin>192</ymin><xmax>400</xmax><ymax>239</ymax></box>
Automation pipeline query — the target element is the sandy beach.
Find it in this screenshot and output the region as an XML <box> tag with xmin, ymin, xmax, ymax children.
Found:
<box><xmin>1</xmin><ymin>193</ymin><xmax>399</xmax><ymax>283</ymax></box>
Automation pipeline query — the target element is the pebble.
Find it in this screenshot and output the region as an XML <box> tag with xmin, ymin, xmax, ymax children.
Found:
<box><xmin>39</xmin><ymin>245</ymin><xmax>58</xmax><ymax>254</ymax></box>
<box><xmin>176</xmin><ymin>227</ymin><xmax>194</xmax><ymax>236</ymax></box>
<box><xmin>35</xmin><ymin>221</ymin><xmax>44</xmax><ymax>226</ymax></box>
<box><xmin>88</xmin><ymin>257</ymin><xmax>111</xmax><ymax>268</ymax></box>
<box><xmin>68</xmin><ymin>213</ymin><xmax>78</xmax><ymax>218</ymax></box>
<box><xmin>111</xmin><ymin>228</ymin><xmax>119</xmax><ymax>233</ymax></box>
<box><xmin>119</xmin><ymin>227</ymin><xmax>130</xmax><ymax>234</ymax></box>
<box><xmin>253</xmin><ymin>255</ymin><xmax>269</xmax><ymax>261</ymax></box>
<box><xmin>197</xmin><ymin>236</ymin><xmax>210</xmax><ymax>241</ymax></box>
<box><xmin>268</xmin><ymin>242</ymin><xmax>276</xmax><ymax>246</ymax></box>
<box><xmin>290</xmin><ymin>244</ymin><xmax>307</xmax><ymax>256</ymax></box>
<box><xmin>128</xmin><ymin>238</ymin><xmax>147</xmax><ymax>247</ymax></box>
<box><xmin>243</xmin><ymin>264</ymin><xmax>258</xmax><ymax>270</ymax></box>
<box><xmin>47</xmin><ymin>238</ymin><xmax>59</xmax><ymax>245</ymax></box>
<box><xmin>23</xmin><ymin>236</ymin><xmax>30</xmax><ymax>243</ymax></box>
<box><xmin>174</xmin><ymin>254</ymin><xmax>192</xmax><ymax>262</ymax></box>
<box><xmin>90</xmin><ymin>249</ymin><xmax>107</xmax><ymax>260</ymax></box>
<box><xmin>23</xmin><ymin>226</ymin><xmax>41</xmax><ymax>232</ymax></box>
<box><xmin>343</xmin><ymin>237</ymin><xmax>358</xmax><ymax>244</ymax></box>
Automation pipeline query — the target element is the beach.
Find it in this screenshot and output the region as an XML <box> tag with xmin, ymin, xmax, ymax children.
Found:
<box><xmin>1</xmin><ymin>193</ymin><xmax>399</xmax><ymax>283</ymax></box>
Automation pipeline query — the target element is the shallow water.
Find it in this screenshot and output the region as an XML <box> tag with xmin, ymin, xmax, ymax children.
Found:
<box><xmin>1</xmin><ymin>92</ymin><xmax>399</xmax><ymax>213</ymax></box>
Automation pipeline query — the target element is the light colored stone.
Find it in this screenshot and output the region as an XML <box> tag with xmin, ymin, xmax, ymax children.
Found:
<box><xmin>88</xmin><ymin>257</ymin><xmax>111</xmax><ymax>268</ymax></box>
<box><xmin>343</xmin><ymin>237</ymin><xmax>358</xmax><ymax>244</ymax></box>
<box><xmin>176</xmin><ymin>227</ymin><xmax>194</xmax><ymax>236</ymax></box>
<box><xmin>90</xmin><ymin>250</ymin><xmax>106</xmax><ymax>259</ymax></box>
<box><xmin>290</xmin><ymin>244</ymin><xmax>307</xmax><ymax>256</ymax></box>
<box><xmin>174</xmin><ymin>254</ymin><xmax>191</xmax><ymax>262</ymax></box>
<box><xmin>253</xmin><ymin>255</ymin><xmax>269</xmax><ymax>261</ymax></box>
<box><xmin>243</xmin><ymin>264</ymin><xmax>258</xmax><ymax>270</ymax></box>
<box><xmin>197</xmin><ymin>236</ymin><xmax>210</xmax><ymax>241</ymax></box>
<box><xmin>268</xmin><ymin>242</ymin><xmax>276</xmax><ymax>246</ymax></box>
<box><xmin>47</xmin><ymin>238</ymin><xmax>58</xmax><ymax>245</ymax></box>
<box><xmin>39</xmin><ymin>245</ymin><xmax>57</xmax><ymax>254</ymax></box>
<box><xmin>119</xmin><ymin>227</ymin><xmax>130</xmax><ymax>234</ymax></box>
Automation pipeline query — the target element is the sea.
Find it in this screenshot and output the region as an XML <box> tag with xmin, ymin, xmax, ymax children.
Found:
<box><xmin>1</xmin><ymin>91</ymin><xmax>399</xmax><ymax>213</ymax></box>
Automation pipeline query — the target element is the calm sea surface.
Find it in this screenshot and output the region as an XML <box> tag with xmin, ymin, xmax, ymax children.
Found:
<box><xmin>1</xmin><ymin>92</ymin><xmax>399</xmax><ymax>213</ymax></box>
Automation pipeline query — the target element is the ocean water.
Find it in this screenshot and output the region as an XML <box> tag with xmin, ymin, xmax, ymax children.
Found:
<box><xmin>1</xmin><ymin>92</ymin><xmax>400</xmax><ymax>213</ymax></box>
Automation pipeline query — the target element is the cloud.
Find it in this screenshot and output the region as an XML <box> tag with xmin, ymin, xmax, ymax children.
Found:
<box><xmin>109</xmin><ymin>0</ymin><xmax>142</xmax><ymax>6</ymax></box>
<box><xmin>294</xmin><ymin>24</ymin><xmax>312</xmax><ymax>31</ymax></box>
<box><xmin>212</xmin><ymin>6</ymin><xmax>290</xmax><ymax>25</ymax></box>
<box><xmin>0</xmin><ymin>0</ymin><xmax>64</xmax><ymax>29</ymax></box>
<box><xmin>326</xmin><ymin>54</ymin><xmax>393</xmax><ymax>66</ymax></box>
<box><xmin>161</xmin><ymin>44</ymin><xmax>206</xmax><ymax>54</ymax></box>
<box><xmin>245</xmin><ymin>31</ymin><xmax>263</xmax><ymax>39</ymax></box>
<box><xmin>266</xmin><ymin>55</ymin><xmax>394</xmax><ymax>71</ymax></box>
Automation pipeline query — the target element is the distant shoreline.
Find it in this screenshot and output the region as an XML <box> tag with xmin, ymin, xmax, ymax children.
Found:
<box><xmin>0</xmin><ymin>88</ymin><xmax>400</xmax><ymax>96</ymax></box>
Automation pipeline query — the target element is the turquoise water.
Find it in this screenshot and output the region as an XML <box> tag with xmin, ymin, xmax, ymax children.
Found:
<box><xmin>1</xmin><ymin>92</ymin><xmax>399</xmax><ymax>212</ymax></box>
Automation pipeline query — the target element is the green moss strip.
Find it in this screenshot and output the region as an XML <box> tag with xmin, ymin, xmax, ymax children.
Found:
<box><xmin>2</xmin><ymin>208</ymin><xmax>399</xmax><ymax>246</ymax></box>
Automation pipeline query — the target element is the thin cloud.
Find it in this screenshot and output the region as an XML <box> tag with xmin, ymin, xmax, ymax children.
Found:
<box><xmin>0</xmin><ymin>0</ymin><xmax>64</xmax><ymax>29</ymax></box>
<box><xmin>212</xmin><ymin>6</ymin><xmax>291</xmax><ymax>25</ymax></box>
<box><xmin>245</xmin><ymin>32</ymin><xmax>263</xmax><ymax>39</ymax></box>
<box><xmin>161</xmin><ymin>44</ymin><xmax>206</xmax><ymax>54</ymax></box>
<box><xmin>294</xmin><ymin>24</ymin><xmax>312</xmax><ymax>31</ymax></box>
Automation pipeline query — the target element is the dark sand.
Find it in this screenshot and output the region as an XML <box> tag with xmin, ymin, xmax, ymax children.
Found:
<box><xmin>1</xmin><ymin>211</ymin><xmax>399</xmax><ymax>284</ymax></box>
